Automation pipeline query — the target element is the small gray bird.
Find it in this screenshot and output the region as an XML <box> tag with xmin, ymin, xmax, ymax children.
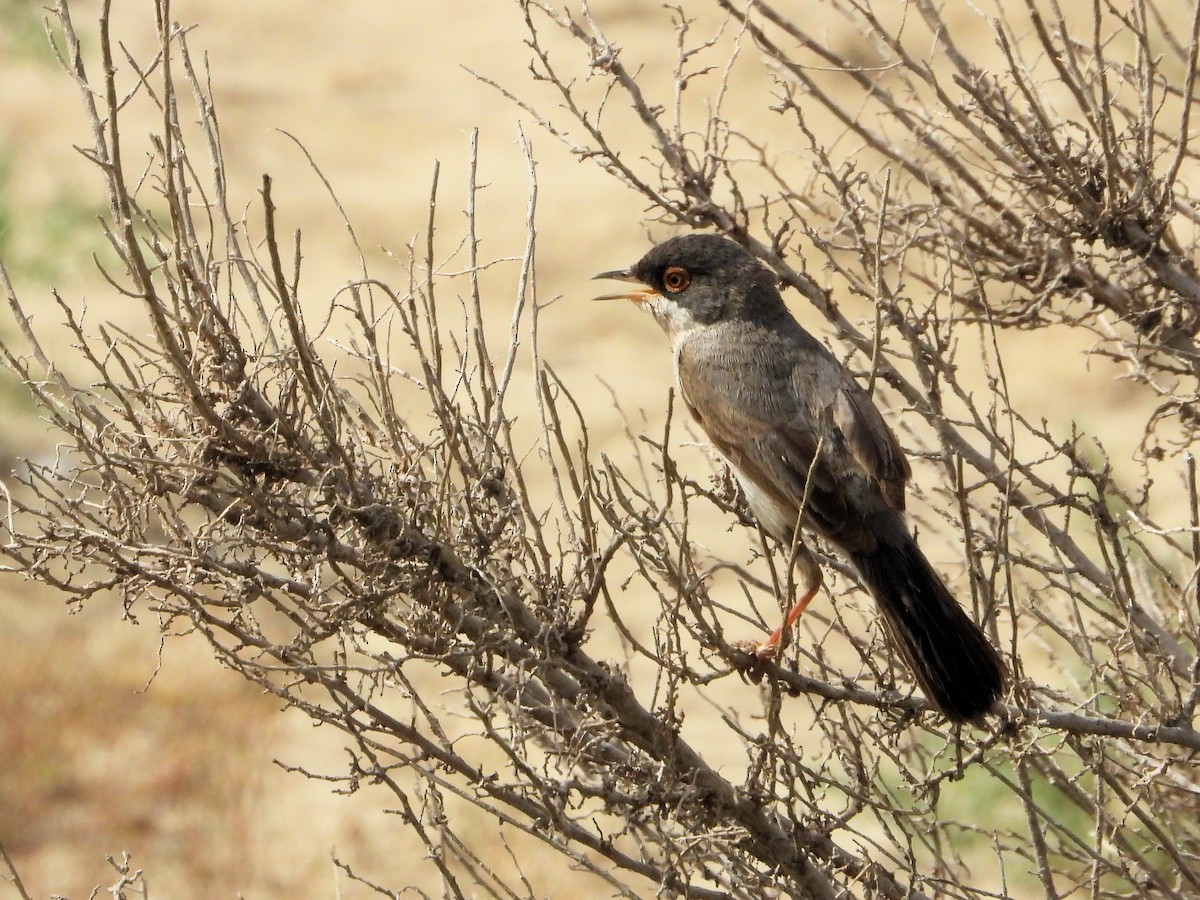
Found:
<box><xmin>594</xmin><ymin>233</ymin><xmax>1005</xmax><ymax>722</ymax></box>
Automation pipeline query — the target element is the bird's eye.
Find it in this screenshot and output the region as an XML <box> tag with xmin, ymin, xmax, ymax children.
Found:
<box><xmin>662</xmin><ymin>266</ymin><xmax>690</xmax><ymax>293</ymax></box>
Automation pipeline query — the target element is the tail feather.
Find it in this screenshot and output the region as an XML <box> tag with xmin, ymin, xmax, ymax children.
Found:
<box><xmin>853</xmin><ymin>540</ymin><xmax>1005</xmax><ymax>722</ymax></box>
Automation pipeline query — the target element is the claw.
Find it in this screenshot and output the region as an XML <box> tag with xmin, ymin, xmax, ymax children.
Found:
<box><xmin>753</xmin><ymin>641</ymin><xmax>778</xmax><ymax>662</ymax></box>
<box><xmin>731</xmin><ymin>639</ymin><xmax>774</xmax><ymax>684</ymax></box>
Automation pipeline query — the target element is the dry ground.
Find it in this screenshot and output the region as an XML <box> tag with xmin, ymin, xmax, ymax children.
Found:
<box><xmin>0</xmin><ymin>2</ymin><xmax>1161</xmax><ymax>896</ymax></box>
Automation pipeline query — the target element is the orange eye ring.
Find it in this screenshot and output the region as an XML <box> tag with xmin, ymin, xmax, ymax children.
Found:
<box><xmin>662</xmin><ymin>266</ymin><xmax>691</xmax><ymax>293</ymax></box>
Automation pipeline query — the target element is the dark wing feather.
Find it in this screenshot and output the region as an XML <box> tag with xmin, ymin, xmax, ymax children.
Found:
<box><xmin>677</xmin><ymin>336</ymin><xmax>888</xmax><ymax>554</ymax></box>
<box><xmin>830</xmin><ymin>384</ymin><xmax>912</xmax><ymax>510</ymax></box>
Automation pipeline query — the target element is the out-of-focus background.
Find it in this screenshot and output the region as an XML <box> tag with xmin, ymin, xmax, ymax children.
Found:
<box><xmin>0</xmin><ymin>2</ymin><xmax>1148</xmax><ymax>895</ymax></box>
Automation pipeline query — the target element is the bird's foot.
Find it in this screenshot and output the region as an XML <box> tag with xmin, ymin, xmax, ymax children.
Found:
<box><xmin>732</xmin><ymin>639</ymin><xmax>778</xmax><ymax>660</ymax></box>
<box><xmin>732</xmin><ymin>638</ymin><xmax>778</xmax><ymax>683</ymax></box>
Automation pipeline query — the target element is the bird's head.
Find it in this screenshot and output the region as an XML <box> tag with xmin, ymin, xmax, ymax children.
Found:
<box><xmin>593</xmin><ymin>234</ymin><xmax>782</xmax><ymax>333</ymax></box>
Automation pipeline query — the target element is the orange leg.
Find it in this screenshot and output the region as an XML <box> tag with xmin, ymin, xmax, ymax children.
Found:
<box><xmin>752</xmin><ymin>540</ymin><xmax>823</xmax><ymax>660</ymax></box>
<box><xmin>754</xmin><ymin>581</ymin><xmax>820</xmax><ymax>660</ymax></box>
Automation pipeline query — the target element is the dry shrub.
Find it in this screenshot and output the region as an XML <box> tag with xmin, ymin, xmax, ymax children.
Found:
<box><xmin>3</xmin><ymin>0</ymin><xmax>1200</xmax><ymax>897</ymax></box>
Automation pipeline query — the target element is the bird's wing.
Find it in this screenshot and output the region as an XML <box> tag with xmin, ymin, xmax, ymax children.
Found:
<box><xmin>826</xmin><ymin>378</ymin><xmax>912</xmax><ymax>510</ymax></box>
<box><xmin>677</xmin><ymin>341</ymin><xmax>879</xmax><ymax>552</ymax></box>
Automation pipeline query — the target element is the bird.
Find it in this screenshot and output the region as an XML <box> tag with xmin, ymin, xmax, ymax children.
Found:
<box><xmin>593</xmin><ymin>233</ymin><xmax>1005</xmax><ymax>722</ymax></box>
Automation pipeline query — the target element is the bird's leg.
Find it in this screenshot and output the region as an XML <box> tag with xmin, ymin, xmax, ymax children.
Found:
<box><xmin>755</xmin><ymin>584</ymin><xmax>819</xmax><ymax>660</ymax></box>
<box><xmin>752</xmin><ymin>542</ymin><xmax>823</xmax><ymax>661</ymax></box>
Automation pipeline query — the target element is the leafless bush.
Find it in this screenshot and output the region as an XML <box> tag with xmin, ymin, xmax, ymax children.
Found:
<box><xmin>4</xmin><ymin>0</ymin><xmax>1200</xmax><ymax>896</ymax></box>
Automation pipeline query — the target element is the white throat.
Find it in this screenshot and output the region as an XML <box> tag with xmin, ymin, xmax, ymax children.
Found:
<box><xmin>643</xmin><ymin>294</ymin><xmax>702</xmax><ymax>342</ymax></box>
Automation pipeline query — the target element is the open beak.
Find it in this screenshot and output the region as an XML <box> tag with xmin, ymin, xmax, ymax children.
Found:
<box><xmin>591</xmin><ymin>268</ymin><xmax>659</xmax><ymax>304</ymax></box>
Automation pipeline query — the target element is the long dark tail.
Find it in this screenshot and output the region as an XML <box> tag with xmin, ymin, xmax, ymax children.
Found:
<box><xmin>852</xmin><ymin>538</ymin><xmax>1005</xmax><ymax>722</ymax></box>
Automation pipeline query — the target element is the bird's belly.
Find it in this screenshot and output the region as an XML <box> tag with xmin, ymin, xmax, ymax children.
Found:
<box><xmin>730</xmin><ymin>467</ymin><xmax>797</xmax><ymax>545</ymax></box>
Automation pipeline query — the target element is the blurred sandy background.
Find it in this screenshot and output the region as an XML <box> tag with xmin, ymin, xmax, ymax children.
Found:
<box><xmin>0</xmin><ymin>1</ymin><xmax>1152</xmax><ymax>896</ymax></box>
